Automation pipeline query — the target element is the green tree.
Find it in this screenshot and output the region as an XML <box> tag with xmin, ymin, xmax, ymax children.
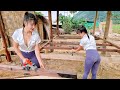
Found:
<box><xmin>70</xmin><ymin>11</ymin><xmax>77</xmax><ymax>14</ymax></box>
<box><xmin>34</xmin><ymin>11</ymin><xmax>43</xmax><ymax>16</ymax></box>
<box><xmin>112</xmin><ymin>11</ymin><xmax>120</xmax><ymax>24</ymax></box>
<box><xmin>59</xmin><ymin>14</ymin><xmax>65</xmax><ymax>25</ymax></box>
<box><xmin>61</xmin><ymin>16</ymin><xmax>73</xmax><ymax>34</ymax></box>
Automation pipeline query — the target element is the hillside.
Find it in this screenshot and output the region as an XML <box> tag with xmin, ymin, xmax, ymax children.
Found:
<box><xmin>73</xmin><ymin>11</ymin><xmax>120</xmax><ymax>23</ymax></box>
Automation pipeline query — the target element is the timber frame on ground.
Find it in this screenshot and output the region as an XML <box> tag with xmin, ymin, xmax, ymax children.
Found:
<box><xmin>0</xmin><ymin>11</ymin><xmax>120</xmax><ymax>78</ymax></box>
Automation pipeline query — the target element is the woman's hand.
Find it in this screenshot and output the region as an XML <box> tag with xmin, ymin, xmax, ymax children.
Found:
<box><xmin>23</xmin><ymin>58</ymin><xmax>29</xmax><ymax>64</ymax></box>
<box><xmin>72</xmin><ymin>49</ymin><xmax>77</xmax><ymax>53</ymax></box>
<box><xmin>40</xmin><ymin>62</ymin><xmax>45</xmax><ymax>69</ymax></box>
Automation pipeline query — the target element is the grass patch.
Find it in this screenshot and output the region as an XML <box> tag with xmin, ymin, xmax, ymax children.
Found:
<box><xmin>112</xmin><ymin>24</ymin><xmax>120</xmax><ymax>34</ymax></box>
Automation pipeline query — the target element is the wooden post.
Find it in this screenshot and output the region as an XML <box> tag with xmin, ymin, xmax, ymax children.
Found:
<box><xmin>0</xmin><ymin>12</ymin><xmax>12</xmax><ymax>62</ymax></box>
<box><xmin>102</xmin><ymin>11</ymin><xmax>112</xmax><ymax>55</ymax></box>
<box><xmin>57</xmin><ymin>11</ymin><xmax>59</xmax><ymax>36</ymax></box>
<box><xmin>0</xmin><ymin>12</ymin><xmax>9</xmax><ymax>48</ymax></box>
<box><xmin>48</xmin><ymin>11</ymin><xmax>53</xmax><ymax>52</ymax></box>
<box><xmin>93</xmin><ymin>11</ymin><xmax>98</xmax><ymax>35</ymax></box>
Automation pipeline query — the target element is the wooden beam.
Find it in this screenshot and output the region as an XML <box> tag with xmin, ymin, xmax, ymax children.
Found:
<box><xmin>40</xmin><ymin>41</ymin><xmax>50</xmax><ymax>50</ymax></box>
<box><xmin>56</xmin><ymin>35</ymin><xmax>100</xmax><ymax>40</ymax></box>
<box><xmin>97</xmin><ymin>49</ymin><xmax>120</xmax><ymax>53</ymax></box>
<box><xmin>95</xmin><ymin>35</ymin><xmax>120</xmax><ymax>49</ymax></box>
<box><xmin>44</xmin><ymin>46</ymin><xmax>77</xmax><ymax>50</ymax></box>
<box><xmin>57</xmin><ymin>11</ymin><xmax>59</xmax><ymax>36</ymax></box>
<box><xmin>53</xmin><ymin>41</ymin><xmax>112</xmax><ymax>46</ymax></box>
<box><xmin>106</xmin><ymin>40</ymin><xmax>120</xmax><ymax>49</ymax></box>
<box><xmin>0</xmin><ymin>64</ymin><xmax>60</xmax><ymax>79</ymax></box>
<box><xmin>0</xmin><ymin>12</ymin><xmax>12</xmax><ymax>62</ymax></box>
<box><xmin>56</xmin><ymin>35</ymin><xmax>80</xmax><ymax>39</ymax></box>
<box><xmin>102</xmin><ymin>11</ymin><xmax>112</xmax><ymax>54</ymax></box>
<box><xmin>93</xmin><ymin>11</ymin><xmax>98</xmax><ymax>35</ymax></box>
<box><xmin>43</xmin><ymin>46</ymin><xmax>120</xmax><ymax>52</ymax></box>
<box><xmin>48</xmin><ymin>11</ymin><xmax>53</xmax><ymax>52</ymax></box>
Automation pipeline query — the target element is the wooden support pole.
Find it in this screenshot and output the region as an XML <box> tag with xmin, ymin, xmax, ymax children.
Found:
<box><xmin>48</xmin><ymin>11</ymin><xmax>53</xmax><ymax>41</ymax></box>
<box><xmin>102</xmin><ymin>11</ymin><xmax>112</xmax><ymax>55</ymax></box>
<box><xmin>56</xmin><ymin>11</ymin><xmax>59</xmax><ymax>36</ymax></box>
<box><xmin>48</xmin><ymin>11</ymin><xmax>53</xmax><ymax>52</ymax></box>
<box><xmin>0</xmin><ymin>12</ymin><xmax>9</xmax><ymax>48</ymax></box>
<box><xmin>93</xmin><ymin>11</ymin><xmax>98</xmax><ymax>35</ymax></box>
<box><xmin>0</xmin><ymin>12</ymin><xmax>12</xmax><ymax>62</ymax></box>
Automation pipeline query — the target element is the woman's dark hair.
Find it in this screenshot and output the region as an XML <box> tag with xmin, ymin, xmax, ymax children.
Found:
<box><xmin>23</xmin><ymin>12</ymin><xmax>38</xmax><ymax>27</ymax></box>
<box><xmin>77</xmin><ymin>25</ymin><xmax>90</xmax><ymax>39</ymax></box>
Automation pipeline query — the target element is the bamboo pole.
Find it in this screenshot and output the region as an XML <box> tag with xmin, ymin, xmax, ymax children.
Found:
<box><xmin>93</xmin><ymin>11</ymin><xmax>98</xmax><ymax>35</ymax></box>
<box><xmin>0</xmin><ymin>12</ymin><xmax>12</xmax><ymax>62</ymax></box>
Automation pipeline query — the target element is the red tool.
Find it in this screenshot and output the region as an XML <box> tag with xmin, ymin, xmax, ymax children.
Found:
<box><xmin>23</xmin><ymin>59</ymin><xmax>38</xmax><ymax>71</ymax></box>
<box><xmin>23</xmin><ymin>59</ymin><xmax>32</xmax><ymax>66</ymax></box>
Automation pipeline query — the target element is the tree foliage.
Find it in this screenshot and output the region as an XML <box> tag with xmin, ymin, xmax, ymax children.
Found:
<box><xmin>34</xmin><ymin>11</ymin><xmax>44</xmax><ymax>16</ymax></box>
<box><xmin>60</xmin><ymin>15</ymin><xmax>73</xmax><ymax>34</ymax></box>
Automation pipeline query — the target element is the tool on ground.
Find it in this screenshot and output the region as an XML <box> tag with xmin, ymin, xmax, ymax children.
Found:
<box><xmin>72</xmin><ymin>47</ymin><xmax>74</xmax><ymax>56</ymax></box>
<box><xmin>23</xmin><ymin>59</ymin><xmax>38</xmax><ymax>71</ymax></box>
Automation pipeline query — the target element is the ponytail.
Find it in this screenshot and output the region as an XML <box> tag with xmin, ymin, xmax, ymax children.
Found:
<box><xmin>86</xmin><ymin>33</ymin><xmax>90</xmax><ymax>39</ymax></box>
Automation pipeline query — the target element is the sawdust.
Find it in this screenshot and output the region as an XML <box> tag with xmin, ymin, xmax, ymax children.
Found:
<box><xmin>0</xmin><ymin>70</ymin><xmax>25</xmax><ymax>78</ymax></box>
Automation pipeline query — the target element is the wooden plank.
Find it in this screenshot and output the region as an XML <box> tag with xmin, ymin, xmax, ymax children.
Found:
<box><xmin>106</xmin><ymin>40</ymin><xmax>120</xmax><ymax>49</ymax></box>
<box><xmin>95</xmin><ymin>36</ymin><xmax>120</xmax><ymax>49</ymax></box>
<box><xmin>53</xmin><ymin>41</ymin><xmax>112</xmax><ymax>46</ymax></box>
<box><xmin>16</xmin><ymin>76</ymin><xmax>68</xmax><ymax>79</ymax></box>
<box><xmin>56</xmin><ymin>35</ymin><xmax>80</xmax><ymax>39</ymax></box>
<box><xmin>43</xmin><ymin>46</ymin><xmax>120</xmax><ymax>52</ymax></box>
<box><xmin>56</xmin><ymin>35</ymin><xmax>100</xmax><ymax>40</ymax></box>
<box><xmin>0</xmin><ymin>64</ymin><xmax>61</xmax><ymax>79</ymax></box>
<box><xmin>40</xmin><ymin>41</ymin><xmax>50</xmax><ymax>50</ymax></box>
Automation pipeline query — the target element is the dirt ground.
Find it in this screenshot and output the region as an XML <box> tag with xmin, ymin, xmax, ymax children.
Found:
<box><xmin>0</xmin><ymin>33</ymin><xmax>120</xmax><ymax>79</ymax></box>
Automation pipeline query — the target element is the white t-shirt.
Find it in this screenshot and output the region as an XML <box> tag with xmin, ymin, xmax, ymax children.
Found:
<box><xmin>12</xmin><ymin>28</ymin><xmax>41</xmax><ymax>52</ymax></box>
<box><xmin>79</xmin><ymin>34</ymin><xmax>96</xmax><ymax>50</ymax></box>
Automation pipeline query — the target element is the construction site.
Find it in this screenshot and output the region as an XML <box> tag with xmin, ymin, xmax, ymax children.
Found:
<box><xmin>0</xmin><ymin>11</ymin><xmax>120</xmax><ymax>79</ymax></box>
